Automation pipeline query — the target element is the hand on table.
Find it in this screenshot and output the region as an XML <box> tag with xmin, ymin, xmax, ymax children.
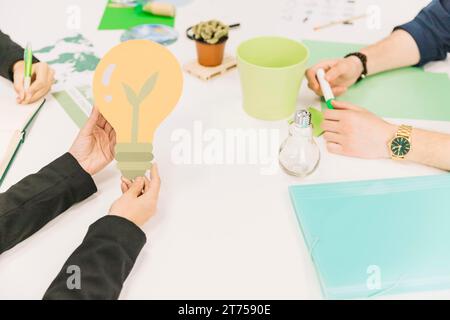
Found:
<box><xmin>12</xmin><ymin>61</ymin><xmax>55</xmax><ymax>104</ymax></box>
<box><xmin>110</xmin><ymin>164</ymin><xmax>161</xmax><ymax>227</ymax></box>
<box><xmin>322</xmin><ymin>100</ymin><xmax>397</xmax><ymax>159</ymax></box>
<box><xmin>69</xmin><ymin>108</ymin><xmax>116</xmax><ymax>176</ymax></box>
<box><xmin>305</xmin><ymin>56</ymin><xmax>363</xmax><ymax>97</ymax></box>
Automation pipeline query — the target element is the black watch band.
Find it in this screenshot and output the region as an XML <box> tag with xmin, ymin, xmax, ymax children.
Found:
<box><xmin>344</xmin><ymin>52</ymin><xmax>368</xmax><ymax>82</ymax></box>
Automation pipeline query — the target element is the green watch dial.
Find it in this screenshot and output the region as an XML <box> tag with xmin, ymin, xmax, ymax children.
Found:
<box><xmin>391</xmin><ymin>136</ymin><xmax>411</xmax><ymax>157</ymax></box>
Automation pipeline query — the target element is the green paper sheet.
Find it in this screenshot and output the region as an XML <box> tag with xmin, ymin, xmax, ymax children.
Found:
<box><xmin>337</xmin><ymin>68</ymin><xmax>450</xmax><ymax>121</ymax></box>
<box><xmin>303</xmin><ymin>40</ymin><xmax>364</xmax><ymax>68</ymax></box>
<box><xmin>98</xmin><ymin>2</ymin><xmax>175</xmax><ymax>30</ymax></box>
<box><xmin>303</xmin><ymin>40</ymin><xmax>450</xmax><ymax>133</ymax></box>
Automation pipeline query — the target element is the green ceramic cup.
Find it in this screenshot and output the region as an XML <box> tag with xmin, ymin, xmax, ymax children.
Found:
<box><xmin>237</xmin><ymin>37</ymin><xmax>309</xmax><ymax>121</ymax></box>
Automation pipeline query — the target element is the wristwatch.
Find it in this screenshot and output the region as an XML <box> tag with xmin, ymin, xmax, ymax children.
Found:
<box><xmin>389</xmin><ymin>125</ymin><xmax>412</xmax><ymax>160</ymax></box>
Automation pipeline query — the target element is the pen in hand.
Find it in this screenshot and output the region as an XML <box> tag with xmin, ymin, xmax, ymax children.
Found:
<box><xmin>12</xmin><ymin>42</ymin><xmax>54</xmax><ymax>104</ymax></box>
<box><xmin>316</xmin><ymin>68</ymin><xmax>335</xmax><ymax>109</ymax></box>
<box><xmin>23</xmin><ymin>42</ymin><xmax>32</xmax><ymax>92</ymax></box>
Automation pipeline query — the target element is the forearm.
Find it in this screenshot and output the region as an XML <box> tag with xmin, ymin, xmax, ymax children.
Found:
<box><xmin>358</xmin><ymin>0</ymin><xmax>450</xmax><ymax>75</ymax></box>
<box><xmin>0</xmin><ymin>153</ymin><xmax>96</xmax><ymax>254</ymax></box>
<box><xmin>43</xmin><ymin>215</ymin><xmax>146</xmax><ymax>300</ymax></box>
<box><xmin>359</xmin><ymin>30</ymin><xmax>420</xmax><ymax>76</ymax></box>
<box><xmin>406</xmin><ymin>128</ymin><xmax>450</xmax><ymax>171</ymax></box>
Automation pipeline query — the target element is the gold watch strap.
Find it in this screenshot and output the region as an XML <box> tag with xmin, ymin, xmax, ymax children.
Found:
<box><xmin>397</xmin><ymin>125</ymin><xmax>412</xmax><ymax>138</ymax></box>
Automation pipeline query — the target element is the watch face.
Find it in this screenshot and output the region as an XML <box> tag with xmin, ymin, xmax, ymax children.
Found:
<box><xmin>391</xmin><ymin>137</ymin><xmax>411</xmax><ymax>157</ymax></box>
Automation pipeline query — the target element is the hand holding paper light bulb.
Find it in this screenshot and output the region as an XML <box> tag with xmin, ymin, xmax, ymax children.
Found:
<box><xmin>93</xmin><ymin>40</ymin><xmax>183</xmax><ymax>179</ymax></box>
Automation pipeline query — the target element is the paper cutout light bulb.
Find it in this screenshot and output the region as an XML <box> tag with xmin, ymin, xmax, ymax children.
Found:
<box><xmin>93</xmin><ymin>40</ymin><xmax>183</xmax><ymax>179</ymax></box>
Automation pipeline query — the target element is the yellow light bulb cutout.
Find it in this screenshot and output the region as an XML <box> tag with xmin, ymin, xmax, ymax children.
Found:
<box><xmin>93</xmin><ymin>40</ymin><xmax>183</xmax><ymax>179</ymax></box>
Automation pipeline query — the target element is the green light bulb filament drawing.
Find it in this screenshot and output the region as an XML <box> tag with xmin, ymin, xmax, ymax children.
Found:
<box><xmin>122</xmin><ymin>72</ymin><xmax>159</xmax><ymax>142</ymax></box>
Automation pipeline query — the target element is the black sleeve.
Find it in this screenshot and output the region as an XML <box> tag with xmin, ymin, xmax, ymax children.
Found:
<box><xmin>43</xmin><ymin>215</ymin><xmax>146</xmax><ymax>300</ymax></box>
<box><xmin>0</xmin><ymin>30</ymin><xmax>39</xmax><ymax>81</ymax></box>
<box><xmin>0</xmin><ymin>153</ymin><xmax>97</xmax><ymax>254</ymax></box>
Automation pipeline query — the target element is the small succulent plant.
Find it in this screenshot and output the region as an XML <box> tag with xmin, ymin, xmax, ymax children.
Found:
<box><xmin>192</xmin><ymin>20</ymin><xmax>229</xmax><ymax>44</ymax></box>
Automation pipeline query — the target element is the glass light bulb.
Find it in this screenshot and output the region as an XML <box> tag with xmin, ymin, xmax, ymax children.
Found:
<box><xmin>93</xmin><ymin>40</ymin><xmax>183</xmax><ymax>179</ymax></box>
<box><xmin>279</xmin><ymin>114</ymin><xmax>320</xmax><ymax>177</ymax></box>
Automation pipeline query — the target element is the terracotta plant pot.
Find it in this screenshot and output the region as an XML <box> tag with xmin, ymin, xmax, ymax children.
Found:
<box><xmin>186</xmin><ymin>25</ymin><xmax>229</xmax><ymax>67</ymax></box>
<box><xmin>195</xmin><ymin>38</ymin><xmax>227</xmax><ymax>67</ymax></box>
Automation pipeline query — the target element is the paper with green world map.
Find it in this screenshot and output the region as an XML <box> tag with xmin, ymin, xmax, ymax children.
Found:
<box><xmin>35</xmin><ymin>34</ymin><xmax>99</xmax><ymax>127</ymax></box>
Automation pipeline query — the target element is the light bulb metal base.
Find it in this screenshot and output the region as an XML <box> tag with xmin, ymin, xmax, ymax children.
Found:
<box><xmin>115</xmin><ymin>143</ymin><xmax>154</xmax><ymax>179</ymax></box>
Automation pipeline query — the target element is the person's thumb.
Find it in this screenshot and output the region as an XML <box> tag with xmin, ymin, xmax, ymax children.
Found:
<box><xmin>83</xmin><ymin>107</ymin><xmax>100</xmax><ymax>132</ymax></box>
<box><xmin>121</xmin><ymin>182</ymin><xmax>129</xmax><ymax>193</ymax></box>
<box><xmin>127</xmin><ymin>177</ymin><xmax>145</xmax><ymax>197</ymax></box>
<box><xmin>13</xmin><ymin>73</ymin><xmax>25</xmax><ymax>102</ymax></box>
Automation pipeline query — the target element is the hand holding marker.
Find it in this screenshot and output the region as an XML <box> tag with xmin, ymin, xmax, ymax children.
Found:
<box><xmin>316</xmin><ymin>68</ymin><xmax>335</xmax><ymax>109</ymax></box>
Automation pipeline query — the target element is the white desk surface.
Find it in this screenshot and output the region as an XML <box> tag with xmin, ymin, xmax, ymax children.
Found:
<box><xmin>1</xmin><ymin>0</ymin><xmax>449</xmax><ymax>299</ymax></box>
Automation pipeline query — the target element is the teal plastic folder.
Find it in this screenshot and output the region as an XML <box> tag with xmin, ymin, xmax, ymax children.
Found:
<box><xmin>289</xmin><ymin>174</ymin><xmax>450</xmax><ymax>299</ymax></box>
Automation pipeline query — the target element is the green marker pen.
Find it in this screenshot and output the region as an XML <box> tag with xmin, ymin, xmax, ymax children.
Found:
<box><xmin>316</xmin><ymin>68</ymin><xmax>334</xmax><ymax>109</ymax></box>
<box><xmin>24</xmin><ymin>42</ymin><xmax>33</xmax><ymax>91</ymax></box>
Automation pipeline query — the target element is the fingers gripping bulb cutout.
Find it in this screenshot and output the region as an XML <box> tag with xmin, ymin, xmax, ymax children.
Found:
<box><xmin>93</xmin><ymin>40</ymin><xmax>183</xmax><ymax>179</ymax></box>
